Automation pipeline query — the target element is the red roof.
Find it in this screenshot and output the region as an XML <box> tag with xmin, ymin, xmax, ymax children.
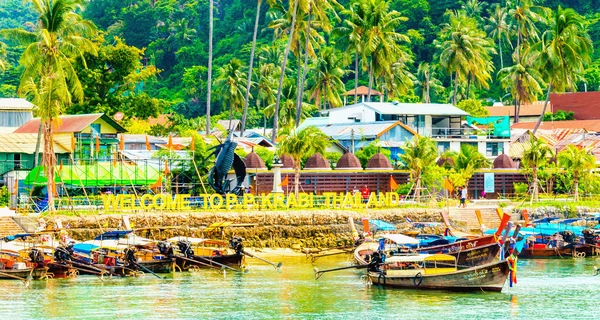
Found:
<box><xmin>511</xmin><ymin>120</ymin><xmax>600</xmax><ymax>132</ymax></box>
<box><xmin>14</xmin><ymin>113</ymin><xmax>126</xmax><ymax>133</ymax></box>
<box><xmin>551</xmin><ymin>92</ymin><xmax>600</xmax><ymax>120</ymax></box>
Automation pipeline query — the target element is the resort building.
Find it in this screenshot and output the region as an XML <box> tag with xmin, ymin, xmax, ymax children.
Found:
<box><xmin>0</xmin><ymin>98</ymin><xmax>34</xmax><ymax>133</ymax></box>
<box><xmin>305</xmin><ymin>102</ymin><xmax>510</xmax><ymax>158</ymax></box>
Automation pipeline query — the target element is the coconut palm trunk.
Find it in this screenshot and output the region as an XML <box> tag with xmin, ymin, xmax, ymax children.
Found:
<box><xmin>453</xmin><ymin>72</ymin><xmax>459</xmax><ymax>105</ymax></box>
<box><xmin>533</xmin><ymin>83</ymin><xmax>552</xmax><ymax>134</ymax></box>
<box><xmin>272</xmin><ymin>0</ymin><xmax>299</xmax><ymax>141</ymax></box>
<box><xmin>294</xmin><ymin>162</ymin><xmax>300</xmax><ymax>197</ymax></box>
<box><xmin>296</xmin><ymin>6</ymin><xmax>311</xmax><ymax>128</ymax></box>
<box><xmin>206</xmin><ymin>0</ymin><xmax>214</xmax><ymax>135</ymax></box>
<box><xmin>240</xmin><ymin>0</ymin><xmax>262</xmax><ymax>136</ymax></box>
<box><xmin>531</xmin><ymin>168</ymin><xmax>539</xmax><ymax>202</ymax></box>
<box><xmin>33</xmin><ymin>122</ymin><xmax>42</xmax><ymax>168</ymax></box>
<box><xmin>354</xmin><ymin>51</ymin><xmax>359</xmax><ymax>103</ymax></box>
<box><xmin>367</xmin><ymin>61</ymin><xmax>373</xmax><ymax>101</ymax></box>
<box><xmin>43</xmin><ymin>120</ymin><xmax>56</xmax><ymax>211</ymax></box>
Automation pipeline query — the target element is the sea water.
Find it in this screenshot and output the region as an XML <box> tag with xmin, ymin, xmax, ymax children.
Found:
<box><xmin>1</xmin><ymin>255</ymin><xmax>598</xmax><ymax>319</ymax></box>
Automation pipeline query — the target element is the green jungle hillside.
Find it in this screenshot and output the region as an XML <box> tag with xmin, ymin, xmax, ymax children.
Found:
<box><xmin>1</xmin><ymin>0</ymin><xmax>599</xmax><ymax>133</ymax></box>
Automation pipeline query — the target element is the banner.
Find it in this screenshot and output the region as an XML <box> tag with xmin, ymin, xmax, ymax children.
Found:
<box><xmin>484</xmin><ymin>172</ymin><xmax>495</xmax><ymax>193</ymax></box>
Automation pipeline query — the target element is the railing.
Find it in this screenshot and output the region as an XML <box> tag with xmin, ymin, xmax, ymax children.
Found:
<box><xmin>0</xmin><ymin>160</ymin><xmax>33</xmax><ymax>174</ymax></box>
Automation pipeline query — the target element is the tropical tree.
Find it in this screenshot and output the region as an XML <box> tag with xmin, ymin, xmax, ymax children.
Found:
<box><xmin>509</xmin><ymin>0</ymin><xmax>548</xmax><ymax>55</ymax></box>
<box><xmin>167</xmin><ymin>18</ymin><xmax>197</xmax><ymax>51</ymax></box>
<box><xmin>206</xmin><ymin>0</ymin><xmax>214</xmax><ymax>135</ymax></box>
<box><xmin>498</xmin><ymin>50</ymin><xmax>544</xmax><ymax>123</ymax></box>
<box><xmin>533</xmin><ymin>7</ymin><xmax>593</xmax><ymax>133</ymax></box>
<box><xmin>4</xmin><ymin>0</ymin><xmax>96</xmax><ymax>211</ymax></box>
<box><xmin>454</xmin><ymin>144</ymin><xmax>490</xmax><ymax>181</ymax></box>
<box><xmin>255</xmin><ymin>62</ymin><xmax>278</xmax><ymax>134</ymax></box>
<box><xmin>0</xmin><ymin>40</ymin><xmax>7</xmax><ymax>71</ymax></box>
<box><xmin>264</xmin><ymin>78</ymin><xmax>316</xmax><ymax>131</ymax></box>
<box><xmin>522</xmin><ymin>134</ymin><xmax>553</xmax><ymax>202</ymax></box>
<box><xmin>415</xmin><ymin>62</ymin><xmax>443</xmax><ymax>103</ymax></box>
<box><xmin>278</xmin><ymin>126</ymin><xmax>330</xmax><ymax>196</ymax></box>
<box><xmin>214</xmin><ymin>58</ymin><xmax>250</xmax><ymax>130</ymax></box>
<box><xmin>400</xmin><ymin>135</ymin><xmax>438</xmax><ymax>202</ymax></box>
<box><xmin>270</xmin><ymin>0</ymin><xmax>299</xmax><ymax>141</ymax></box>
<box><xmin>437</xmin><ymin>10</ymin><xmax>495</xmax><ymax>105</ymax></box>
<box><xmin>308</xmin><ymin>47</ymin><xmax>348</xmax><ymax>110</ymax></box>
<box><xmin>362</xmin><ymin>0</ymin><xmax>411</xmax><ymax>101</ymax></box>
<box><xmin>558</xmin><ymin>145</ymin><xmax>596</xmax><ymax>201</ymax></box>
<box><xmin>486</xmin><ymin>5</ymin><xmax>512</xmax><ymax>70</ymax></box>
<box><xmin>335</xmin><ymin>2</ymin><xmax>367</xmax><ymax>104</ymax></box>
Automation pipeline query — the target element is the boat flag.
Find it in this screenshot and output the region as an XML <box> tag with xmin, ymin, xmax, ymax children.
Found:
<box><xmin>405</xmin><ymin>217</ymin><xmax>412</xmax><ymax>223</ymax></box>
<box><xmin>475</xmin><ymin>209</ymin><xmax>484</xmax><ymax>230</ymax></box>
<box><xmin>443</xmin><ymin>178</ymin><xmax>454</xmax><ymax>194</ymax></box>
<box><xmin>496</xmin><ymin>207</ymin><xmax>504</xmax><ymax>219</ymax></box>
<box><xmin>150</xmin><ymin>176</ymin><xmax>162</xmax><ymax>189</ymax></box>
<box><xmin>119</xmin><ymin>134</ymin><xmax>124</xmax><ymax>151</ymax></box>
<box><xmin>13</xmin><ymin>179</ymin><xmax>18</xmax><ymax>195</ymax></box>
<box><xmin>164</xmin><ymin>161</ymin><xmax>170</xmax><ymax>175</ymax></box>
<box><xmin>145</xmin><ymin>135</ymin><xmax>151</xmax><ymax>151</ymax></box>
<box><xmin>389</xmin><ymin>175</ymin><xmax>398</xmax><ymax>190</ymax></box>
<box><xmin>494</xmin><ymin>213</ymin><xmax>511</xmax><ymax>238</ymax></box>
<box><xmin>279</xmin><ymin>175</ymin><xmax>289</xmax><ymax>187</ymax></box>
<box><xmin>58</xmin><ymin>161</ymin><xmax>63</xmax><ymax>173</ymax></box>
<box><xmin>113</xmin><ymin>152</ymin><xmax>118</xmax><ymax>167</ymax></box>
<box><xmin>95</xmin><ymin>135</ymin><xmax>100</xmax><ymax>153</ymax></box>
<box><xmin>190</xmin><ymin>135</ymin><xmax>195</xmax><ymax>152</ymax></box>
<box><xmin>167</xmin><ymin>135</ymin><xmax>174</xmax><ymax>150</ymax></box>
<box><xmin>71</xmin><ymin>134</ymin><xmax>76</xmax><ymax>153</ymax></box>
<box><xmin>522</xmin><ymin>209</ymin><xmax>532</xmax><ymax>227</ymax></box>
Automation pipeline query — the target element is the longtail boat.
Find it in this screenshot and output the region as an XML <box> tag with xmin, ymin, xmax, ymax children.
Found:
<box><xmin>0</xmin><ymin>249</ymin><xmax>48</xmax><ymax>280</ymax></box>
<box><xmin>169</xmin><ymin>237</ymin><xmax>244</xmax><ymax>271</ymax></box>
<box><xmin>354</xmin><ymin>234</ymin><xmax>500</xmax><ymax>268</ymax></box>
<box><xmin>367</xmin><ymin>254</ymin><xmax>509</xmax><ymax>292</ymax></box>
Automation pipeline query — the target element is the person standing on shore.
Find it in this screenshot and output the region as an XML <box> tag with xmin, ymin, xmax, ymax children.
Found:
<box><xmin>361</xmin><ymin>185</ymin><xmax>370</xmax><ymax>202</ymax></box>
<box><xmin>460</xmin><ymin>186</ymin><xmax>468</xmax><ymax>208</ymax></box>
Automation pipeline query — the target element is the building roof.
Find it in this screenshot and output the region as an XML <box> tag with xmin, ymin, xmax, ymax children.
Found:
<box><xmin>0</xmin><ymin>98</ymin><xmax>35</xmax><ymax>110</ymax></box>
<box><xmin>330</xmin><ymin>102</ymin><xmax>469</xmax><ymax>116</ymax></box>
<box><xmin>511</xmin><ymin>120</ymin><xmax>600</xmax><ymax>132</ymax></box>
<box><xmin>304</xmin><ymin>153</ymin><xmax>331</xmax><ymax>170</ymax></box>
<box><xmin>217</xmin><ymin>120</ymin><xmax>241</xmax><ymax>131</ymax></box>
<box><xmin>336</xmin><ymin>152</ymin><xmax>362</xmax><ymax>170</ymax></box>
<box><xmin>487</xmin><ymin>103</ymin><xmax>545</xmax><ymax>117</ymax></box>
<box><xmin>297</xmin><ymin>117</ymin><xmax>330</xmax><ymax>131</ymax></box>
<box><xmin>309</xmin><ymin>121</ymin><xmax>415</xmax><ymax>140</ymax></box>
<box><xmin>492</xmin><ymin>154</ymin><xmax>516</xmax><ymax>169</ymax></box>
<box><xmin>342</xmin><ymin>85</ymin><xmax>383</xmax><ymax>96</ymax></box>
<box><xmin>551</xmin><ymin>91</ymin><xmax>600</xmax><ymax>120</ymax></box>
<box><xmin>14</xmin><ymin>113</ymin><xmax>127</xmax><ymax>134</ymax></box>
<box><xmin>280</xmin><ymin>154</ymin><xmax>295</xmax><ymax>169</ymax></box>
<box><xmin>0</xmin><ymin>133</ymin><xmax>72</xmax><ymax>154</ymax></box>
<box><xmin>244</xmin><ymin>151</ymin><xmax>266</xmax><ymax>169</ymax></box>
<box><xmin>366</xmin><ymin>152</ymin><xmax>392</xmax><ymax>170</ymax></box>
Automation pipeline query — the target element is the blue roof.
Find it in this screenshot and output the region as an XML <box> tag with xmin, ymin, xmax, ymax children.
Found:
<box><xmin>94</xmin><ymin>230</ymin><xmax>133</xmax><ymax>240</ymax></box>
<box><xmin>298</xmin><ymin>117</ymin><xmax>330</xmax><ymax>131</ymax></box>
<box><xmin>73</xmin><ymin>243</ymin><xmax>100</xmax><ymax>255</ymax></box>
<box><xmin>308</xmin><ymin>121</ymin><xmax>413</xmax><ymax>140</ymax></box>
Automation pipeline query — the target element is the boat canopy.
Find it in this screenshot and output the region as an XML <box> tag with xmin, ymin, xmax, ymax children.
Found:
<box><xmin>386</xmin><ymin>254</ymin><xmax>456</xmax><ymax>263</ymax></box>
<box><xmin>380</xmin><ymin>234</ymin><xmax>420</xmax><ymax>245</ymax></box>
<box><xmin>73</xmin><ymin>243</ymin><xmax>100</xmax><ymax>255</ymax></box>
<box><xmin>94</xmin><ymin>230</ymin><xmax>134</xmax><ymax>241</ymax></box>
<box><xmin>1</xmin><ymin>234</ymin><xmax>33</xmax><ymax>242</ymax></box>
<box><xmin>370</xmin><ymin>220</ymin><xmax>397</xmax><ymax>231</ymax></box>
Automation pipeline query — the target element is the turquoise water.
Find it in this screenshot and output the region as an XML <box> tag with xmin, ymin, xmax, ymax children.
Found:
<box><xmin>1</xmin><ymin>255</ymin><xmax>599</xmax><ymax>319</ymax></box>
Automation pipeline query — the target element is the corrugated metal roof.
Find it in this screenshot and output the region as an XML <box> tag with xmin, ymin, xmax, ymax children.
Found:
<box><xmin>0</xmin><ymin>98</ymin><xmax>35</xmax><ymax>110</ymax></box>
<box><xmin>14</xmin><ymin>113</ymin><xmax>127</xmax><ymax>133</ymax></box>
<box><xmin>298</xmin><ymin>117</ymin><xmax>330</xmax><ymax>131</ymax></box>
<box><xmin>329</xmin><ymin>102</ymin><xmax>469</xmax><ymax>116</ymax></box>
<box><xmin>0</xmin><ymin>133</ymin><xmax>72</xmax><ymax>154</ymax></box>
<box><xmin>511</xmin><ymin>120</ymin><xmax>600</xmax><ymax>132</ymax></box>
<box><xmin>311</xmin><ymin>121</ymin><xmax>407</xmax><ymax>140</ymax></box>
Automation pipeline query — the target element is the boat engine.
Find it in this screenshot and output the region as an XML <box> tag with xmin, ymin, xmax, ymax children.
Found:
<box><xmin>157</xmin><ymin>241</ymin><xmax>174</xmax><ymax>256</ymax></box>
<box><xmin>54</xmin><ymin>244</ymin><xmax>74</xmax><ymax>262</ymax></box>
<box><xmin>367</xmin><ymin>251</ymin><xmax>383</xmax><ymax>272</ymax></box>
<box><xmin>123</xmin><ymin>248</ymin><xmax>137</xmax><ymax>267</ymax></box>
<box><xmin>29</xmin><ymin>248</ymin><xmax>45</xmax><ymax>266</ymax></box>
<box><xmin>230</xmin><ymin>236</ymin><xmax>244</xmax><ymax>255</ymax></box>
<box><xmin>177</xmin><ymin>240</ymin><xmax>194</xmax><ymax>257</ymax></box>
<box><xmin>559</xmin><ymin>230</ymin><xmax>576</xmax><ymax>244</ymax></box>
<box><xmin>582</xmin><ymin>229</ymin><xmax>596</xmax><ymax>245</ymax></box>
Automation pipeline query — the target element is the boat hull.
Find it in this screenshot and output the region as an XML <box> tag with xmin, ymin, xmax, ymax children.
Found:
<box><xmin>0</xmin><ymin>267</ymin><xmax>48</xmax><ymax>280</ymax></box>
<box><xmin>368</xmin><ymin>261</ymin><xmax>509</xmax><ymax>292</ymax></box>
<box><xmin>175</xmin><ymin>254</ymin><xmax>243</xmax><ymax>271</ymax></box>
<box><xmin>139</xmin><ymin>258</ymin><xmax>174</xmax><ymax>273</ymax></box>
<box><xmin>519</xmin><ymin>244</ymin><xmax>596</xmax><ymax>258</ymax></box>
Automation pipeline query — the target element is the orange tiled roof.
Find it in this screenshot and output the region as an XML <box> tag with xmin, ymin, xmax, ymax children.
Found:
<box><xmin>342</xmin><ymin>85</ymin><xmax>383</xmax><ymax>96</ymax></box>
<box><xmin>487</xmin><ymin>103</ymin><xmax>546</xmax><ymax>117</ymax></box>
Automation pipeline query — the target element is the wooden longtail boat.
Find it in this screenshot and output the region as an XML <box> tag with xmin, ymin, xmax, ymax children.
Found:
<box><xmin>0</xmin><ymin>250</ymin><xmax>48</xmax><ymax>280</ymax></box>
<box><xmin>367</xmin><ymin>254</ymin><xmax>509</xmax><ymax>292</ymax></box>
<box><xmin>354</xmin><ymin>234</ymin><xmax>500</xmax><ymax>268</ymax></box>
<box><xmin>518</xmin><ymin>243</ymin><xmax>595</xmax><ymax>258</ymax></box>
<box><xmin>169</xmin><ymin>237</ymin><xmax>243</xmax><ymax>271</ymax></box>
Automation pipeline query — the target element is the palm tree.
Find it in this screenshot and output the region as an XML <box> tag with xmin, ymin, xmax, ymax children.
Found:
<box><xmin>0</xmin><ymin>40</ymin><xmax>7</xmax><ymax>71</ymax></box>
<box><xmin>335</xmin><ymin>2</ymin><xmax>367</xmax><ymax>104</ymax></box>
<box><xmin>415</xmin><ymin>62</ymin><xmax>443</xmax><ymax>103</ymax></box>
<box><xmin>271</xmin><ymin>0</ymin><xmax>299</xmax><ymax>142</ymax></box>
<box><xmin>362</xmin><ymin>0</ymin><xmax>410</xmax><ymax>101</ymax></box>
<box><xmin>486</xmin><ymin>5</ymin><xmax>512</xmax><ymax>70</ymax></box>
<box><xmin>509</xmin><ymin>0</ymin><xmax>548</xmax><ymax>55</ymax></box>
<box><xmin>264</xmin><ymin>78</ymin><xmax>316</xmax><ymax>131</ymax></box>
<box><xmin>167</xmin><ymin>18</ymin><xmax>197</xmax><ymax>51</ymax></box>
<box><xmin>206</xmin><ymin>0</ymin><xmax>214</xmax><ymax>135</ymax></box>
<box><xmin>308</xmin><ymin>47</ymin><xmax>348</xmax><ymax>110</ymax></box>
<box><xmin>5</xmin><ymin>0</ymin><xmax>96</xmax><ymax>211</ymax></box>
<box><xmin>278</xmin><ymin>126</ymin><xmax>330</xmax><ymax>196</ymax></box>
<box><xmin>241</xmin><ymin>0</ymin><xmax>266</xmax><ymax>137</ymax></box>
<box><xmin>522</xmin><ymin>134</ymin><xmax>553</xmax><ymax>202</ymax></box>
<box><xmin>455</xmin><ymin>144</ymin><xmax>490</xmax><ymax>180</ymax></box>
<box><xmin>256</xmin><ymin>62</ymin><xmax>278</xmax><ymax>135</ymax></box>
<box><xmin>400</xmin><ymin>135</ymin><xmax>438</xmax><ymax>202</ymax></box>
<box><xmin>214</xmin><ymin>58</ymin><xmax>250</xmax><ymax>131</ymax></box>
<box><xmin>498</xmin><ymin>50</ymin><xmax>544</xmax><ymax>123</ymax></box>
<box><xmin>532</xmin><ymin>7</ymin><xmax>593</xmax><ymax>133</ymax></box>
<box><xmin>437</xmin><ymin>10</ymin><xmax>495</xmax><ymax>105</ymax></box>
<box><xmin>558</xmin><ymin>145</ymin><xmax>596</xmax><ymax>201</ymax></box>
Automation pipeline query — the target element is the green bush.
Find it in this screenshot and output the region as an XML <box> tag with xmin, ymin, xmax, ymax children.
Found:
<box><xmin>0</xmin><ymin>186</ymin><xmax>9</xmax><ymax>207</ymax></box>
<box><xmin>514</xmin><ymin>182</ymin><xmax>528</xmax><ymax>195</ymax></box>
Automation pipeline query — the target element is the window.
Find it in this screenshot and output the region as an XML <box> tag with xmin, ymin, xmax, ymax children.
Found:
<box><xmin>90</xmin><ymin>123</ymin><xmax>101</xmax><ymax>137</ymax></box>
<box><xmin>436</xmin><ymin>142</ymin><xmax>450</xmax><ymax>154</ymax></box>
<box><xmin>486</xmin><ymin>142</ymin><xmax>500</xmax><ymax>157</ymax></box>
